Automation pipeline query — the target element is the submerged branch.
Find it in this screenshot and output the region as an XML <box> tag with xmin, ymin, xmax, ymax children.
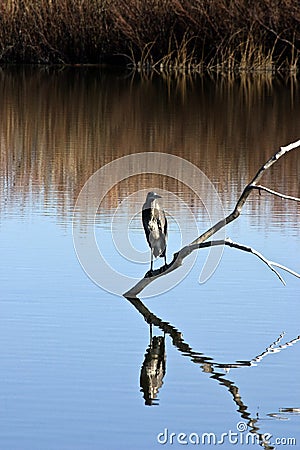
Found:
<box><xmin>124</xmin><ymin>140</ymin><xmax>300</xmax><ymax>298</ymax></box>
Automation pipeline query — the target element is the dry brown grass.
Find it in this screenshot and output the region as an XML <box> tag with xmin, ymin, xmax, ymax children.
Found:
<box><xmin>0</xmin><ymin>0</ymin><xmax>299</xmax><ymax>71</ymax></box>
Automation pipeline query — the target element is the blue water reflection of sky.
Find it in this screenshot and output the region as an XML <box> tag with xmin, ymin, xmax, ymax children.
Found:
<box><xmin>1</xmin><ymin>194</ymin><xmax>299</xmax><ymax>449</ymax></box>
<box><xmin>1</xmin><ymin>68</ymin><xmax>300</xmax><ymax>450</ymax></box>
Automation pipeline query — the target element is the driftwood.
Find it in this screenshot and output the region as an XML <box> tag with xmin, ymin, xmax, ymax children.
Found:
<box><xmin>124</xmin><ymin>140</ymin><xmax>300</xmax><ymax>298</ymax></box>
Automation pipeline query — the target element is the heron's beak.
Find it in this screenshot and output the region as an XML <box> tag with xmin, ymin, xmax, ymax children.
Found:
<box><xmin>154</xmin><ymin>194</ymin><xmax>162</xmax><ymax>199</ymax></box>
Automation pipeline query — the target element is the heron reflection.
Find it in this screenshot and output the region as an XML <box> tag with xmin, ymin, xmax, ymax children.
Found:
<box><xmin>140</xmin><ymin>333</ymin><xmax>166</xmax><ymax>406</ymax></box>
<box><xmin>126</xmin><ymin>296</ymin><xmax>300</xmax><ymax>450</ymax></box>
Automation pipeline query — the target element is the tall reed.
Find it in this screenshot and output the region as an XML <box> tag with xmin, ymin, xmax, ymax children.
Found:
<box><xmin>0</xmin><ymin>0</ymin><xmax>299</xmax><ymax>72</ymax></box>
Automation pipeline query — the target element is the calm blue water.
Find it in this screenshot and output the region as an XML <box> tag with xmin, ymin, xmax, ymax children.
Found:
<box><xmin>0</xmin><ymin>68</ymin><xmax>300</xmax><ymax>450</ymax></box>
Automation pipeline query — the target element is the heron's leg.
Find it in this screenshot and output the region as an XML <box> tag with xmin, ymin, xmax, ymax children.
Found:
<box><xmin>150</xmin><ymin>251</ymin><xmax>153</xmax><ymax>272</ymax></box>
<box><xmin>164</xmin><ymin>254</ymin><xmax>167</xmax><ymax>266</ymax></box>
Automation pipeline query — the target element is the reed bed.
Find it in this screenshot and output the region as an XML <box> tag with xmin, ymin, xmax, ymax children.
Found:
<box><xmin>0</xmin><ymin>0</ymin><xmax>299</xmax><ymax>72</ymax></box>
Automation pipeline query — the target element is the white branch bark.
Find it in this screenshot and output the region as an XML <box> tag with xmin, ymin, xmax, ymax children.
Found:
<box><xmin>252</xmin><ymin>185</ymin><xmax>300</xmax><ymax>202</ymax></box>
<box><xmin>124</xmin><ymin>139</ymin><xmax>300</xmax><ymax>298</ymax></box>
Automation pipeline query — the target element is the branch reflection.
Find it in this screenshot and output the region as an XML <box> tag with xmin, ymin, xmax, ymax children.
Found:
<box><xmin>126</xmin><ymin>296</ymin><xmax>300</xmax><ymax>450</ymax></box>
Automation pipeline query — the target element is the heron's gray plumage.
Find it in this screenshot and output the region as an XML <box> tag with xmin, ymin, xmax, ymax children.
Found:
<box><xmin>142</xmin><ymin>192</ymin><xmax>167</xmax><ymax>271</ymax></box>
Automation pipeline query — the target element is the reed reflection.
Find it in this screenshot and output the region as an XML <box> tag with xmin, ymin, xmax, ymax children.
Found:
<box><xmin>140</xmin><ymin>332</ymin><xmax>166</xmax><ymax>406</ymax></box>
<box><xmin>1</xmin><ymin>67</ymin><xmax>300</xmax><ymax>229</ymax></box>
<box><xmin>126</xmin><ymin>296</ymin><xmax>300</xmax><ymax>449</ymax></box>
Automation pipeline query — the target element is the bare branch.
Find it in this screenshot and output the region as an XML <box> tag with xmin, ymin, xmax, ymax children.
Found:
<box><xmin>270</xmin><ymin>261</ymin><xmax>300</xmax><ymax>279</ymax></box>
<box><xmin>189</xmin><ymin>238</ymin><xmax>300</xmax><ymax>285</ymax></box>
<box><xmin>221</xmin><ymin>238</ymin><xmax>286</xmax><ymax>285</ymax></box>
<box><xmin>124</xmin><ymin>140</ymin><xmax>300</xmax><ymax>297</ymax></box>
<box><xmin>252</xmin><ymin>185</ymin><xmax>300</xmax><ymax>202</ymax></box>
<box><xmin>124</xmin><ymin>236</ymin><xmax>300</xmax><ymax>296</ymax></box>
<box><xmin>191</xmin><ymin>139</ymin><xmax>300</xmax><ymax>245</ymax></box>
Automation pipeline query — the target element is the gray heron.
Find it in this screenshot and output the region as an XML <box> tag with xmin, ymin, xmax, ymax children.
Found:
<box><xmin>142</xmin><ymin>192</ymin><xmax>168</xmax><ymax>272</ymax></box>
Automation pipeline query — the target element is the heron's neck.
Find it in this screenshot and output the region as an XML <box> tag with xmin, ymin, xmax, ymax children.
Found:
<box><xmin>152</xmin><ymin>199</ymin><xmax>159</xmax><ymax>208</ymax></box>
